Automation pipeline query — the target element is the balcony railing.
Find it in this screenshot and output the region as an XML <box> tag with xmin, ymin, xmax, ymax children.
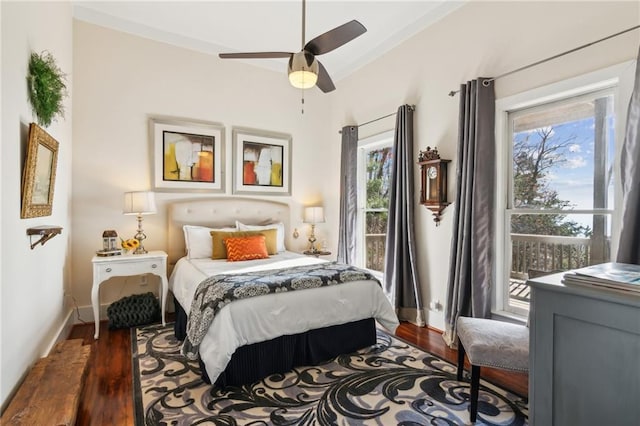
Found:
<box><xmin>509</xmin><ymin>233</ymin><xmax>610</xmax><ymax>302</ymax></box>
<box><xmin>365</xmin><ymin>234</ymin><xmax>386</xmax><ymax>272</ymax></box>
<box><xmin>364</xmin><ymin>232</ymin><xmax>609</xmax><ymax>303</ymax></box>
<box><xmin>511</xmin><ymin>233</ymin><xmax>594</xmax><ymax>278</ymax></box>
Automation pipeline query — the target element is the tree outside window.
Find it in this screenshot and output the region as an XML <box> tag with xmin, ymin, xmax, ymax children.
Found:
<box><xmin>363</xmin><ymin>145</ymin><xmax>393</xmax><ymax>272</ymax></box>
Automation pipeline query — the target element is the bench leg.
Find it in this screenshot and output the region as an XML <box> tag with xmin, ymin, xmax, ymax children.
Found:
<box><xmin>456</xmin><ymin>337</ymin><xmax>466</xmax><ymax>381</ymax></box>
<box><xmin>470</xmin><ymin>365</ymin><xmax>481</xmax><ymax>423</ymax></box>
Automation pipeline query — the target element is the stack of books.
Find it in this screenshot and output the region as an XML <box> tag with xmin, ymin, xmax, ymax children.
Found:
<box><xmin>562</xmin><ymin>262</ymin><xmax>640</xmax><ymax>294</ymax></box>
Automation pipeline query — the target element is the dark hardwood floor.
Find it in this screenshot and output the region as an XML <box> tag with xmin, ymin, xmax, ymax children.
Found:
<box><xmin>69</xmin><ymin>319</ymin><xmax>528</xmax><ymax>425</ymax></box>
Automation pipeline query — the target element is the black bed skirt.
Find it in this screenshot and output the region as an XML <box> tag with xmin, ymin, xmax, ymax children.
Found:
<box><xmin>173</xmin><ymin>299</ymin><xmax>377</xmax><ymax>387</ymax></box>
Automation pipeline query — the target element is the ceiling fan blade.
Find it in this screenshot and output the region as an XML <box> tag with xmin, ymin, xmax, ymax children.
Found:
<box><xmin>304</xmin><ymin>20</ymin><xmax>366</xmax><ymax>56</ymax></box>
<box><xmin>219</xmin><ymin>52</ymin><xmax>292</xmax><ymax>59</ymax></box>
<box><xmin>316</xmin><ymin>61</ymin><xmax>335</xmax><ymax>93</ymax></box>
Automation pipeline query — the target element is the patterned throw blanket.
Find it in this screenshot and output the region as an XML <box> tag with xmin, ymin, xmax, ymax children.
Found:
<box><xmin>181</xmin><ymin>262</ymin><xmax>379</xmax><ymax>360</ymax></box>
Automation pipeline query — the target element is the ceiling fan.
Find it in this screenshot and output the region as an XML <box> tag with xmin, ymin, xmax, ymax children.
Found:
<box><xmin>218</xmin><ymin>0</ymin><xmax>366</xmax><ymax>93</ymax></box>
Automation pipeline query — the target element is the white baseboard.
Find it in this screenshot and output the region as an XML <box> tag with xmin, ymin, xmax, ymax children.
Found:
<box><xmin>73</xmin><ymin>303</ymin><xmax>108</xmax><ymax>325</ymax></box>
<box><xmin>44</xmin><ymin>308</ymin><xmax>75</xmax><ymax>355</ymax></box>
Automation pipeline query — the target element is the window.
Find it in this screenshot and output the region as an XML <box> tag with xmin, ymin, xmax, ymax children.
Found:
<box><xmin>495</xmin><ymin>62</ymin><xmax>634</xmax><ymax>317</ymax></box>
<box><xmin>357</xmin><ymin>131</ymin><xmax>394</xmax><ymax>273</ymax></box>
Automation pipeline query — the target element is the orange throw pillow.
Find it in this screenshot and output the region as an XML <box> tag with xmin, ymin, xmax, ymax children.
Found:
<box><xmin>224</xmin><ymin>235</ymin><xmax>269</xmax><ymax>262</ymax></box>
<box><xmin>211</xmin><ymin>229</ymin><xmax>278</xmax><ymax>259</ymax></box>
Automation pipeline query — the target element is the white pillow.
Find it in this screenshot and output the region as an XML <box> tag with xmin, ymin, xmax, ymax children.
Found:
<box><xmin>236</xmin><ymin>221</ymin><xmax>286</xmax><ymax>252</ymax></box>
<box><xmin>183</xmin><ymin>225</ymin><xmax>236</xmax><ymax>259</ymax></box>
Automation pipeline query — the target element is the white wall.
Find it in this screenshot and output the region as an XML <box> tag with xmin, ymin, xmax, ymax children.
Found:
<box><xmin>71</xmin><ymin>21</ymin><xmax>333</xmax><ymax>312</ymax></box>
<box><xmin>0</xmin><ymin>1</ymin><xmax>73</xmax><ymax>408</ymax></box>
<box><xmin>329</xmin><ymin>1</ymin><xmax>640</xmax><ymax>330</ymax></box>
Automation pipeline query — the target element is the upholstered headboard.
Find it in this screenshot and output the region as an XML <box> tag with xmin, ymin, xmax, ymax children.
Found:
<box><xmin>167</xmin><ymin>197</ymin><xmax>290</xmax><ymax>265</ymax></box>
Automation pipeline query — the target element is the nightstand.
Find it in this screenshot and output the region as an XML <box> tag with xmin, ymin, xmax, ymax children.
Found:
<box><xmin>91</xmin><ymin>250</ymin><xmax>168</xmax><ymax>339</ymax></box>
<box><xmin>303</xmin><ymin>250</ymin><xmax>331</xmax><ymax>257</ymax></box>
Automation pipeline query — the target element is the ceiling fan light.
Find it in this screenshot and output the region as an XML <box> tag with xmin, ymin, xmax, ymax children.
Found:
<box><xmin>289</xmin><ymin>70</ymin><xmax>318</xmax><ymax>89</ymax></box>
<box><xmin>288</xmin><ymin>51</ymin><xmax>318</xmax><ymax>89</ymax></box>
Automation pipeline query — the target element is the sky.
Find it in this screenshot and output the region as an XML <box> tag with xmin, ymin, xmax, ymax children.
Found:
<box><xmin>513</xmin><ymin>95</ymin><xmax>615</xmax><ymax>234</ymax></box>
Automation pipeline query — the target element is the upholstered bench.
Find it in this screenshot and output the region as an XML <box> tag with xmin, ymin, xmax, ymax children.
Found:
<box><xmin>456</xmin><ymin>316</ymin><xmax>529</xmax><ymax>423</ymax></box>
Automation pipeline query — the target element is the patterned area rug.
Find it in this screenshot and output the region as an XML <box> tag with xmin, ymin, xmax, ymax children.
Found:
<box><xmin>132</xmin><ymin>323</ymin><xmax>528</xmax><ymax>425</ymax></box>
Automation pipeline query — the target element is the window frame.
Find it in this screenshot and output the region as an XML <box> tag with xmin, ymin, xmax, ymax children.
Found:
<box><xmin>494</xmin><ymin>61</ymin><xmax>635</xmax><ymax>319</ymax></box>
<box><xmin>356</xmin><ymin>130</ymin><xmax>394</xmax><ymax>275</ymax></box>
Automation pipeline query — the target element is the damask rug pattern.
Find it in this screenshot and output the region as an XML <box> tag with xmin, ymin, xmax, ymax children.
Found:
<box><xmin>132</xmin><ymin>323</ymin><xmax>528</xmax><ymax>425</ymax></box>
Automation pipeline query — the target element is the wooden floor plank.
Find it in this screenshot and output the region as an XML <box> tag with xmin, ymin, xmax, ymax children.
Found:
<box><xmin>70</xmin><ymin>321</ymin><xmax>134</xmax><ymax>426</ymax></box>
<box><xmin>71</xmin><ymin>319</ymin><xmax>528</xmax><ymax>425</ymax></box>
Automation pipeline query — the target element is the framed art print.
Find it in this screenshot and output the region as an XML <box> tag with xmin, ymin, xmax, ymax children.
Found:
<box><xmin>232</xmin><ymin>127</ymin><xmax>291</xmax><ymax>195</ymax></box>
<box><xmin>151</xmin><ymin>117</ymin><xmax>225</xmax><ymax>192</ymax></box>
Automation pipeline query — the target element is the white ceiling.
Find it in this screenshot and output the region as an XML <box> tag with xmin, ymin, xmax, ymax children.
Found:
<box><xmin>73</xmin><ymin>1</ymin><xmax>466</xmax><ymax>83</ymax></box>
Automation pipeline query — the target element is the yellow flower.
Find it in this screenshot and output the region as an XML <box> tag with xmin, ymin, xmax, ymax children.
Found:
<box><xmin>120</xmin><ymin>238</ymin><xmax>139</xmax><ymax>250</ymax></box>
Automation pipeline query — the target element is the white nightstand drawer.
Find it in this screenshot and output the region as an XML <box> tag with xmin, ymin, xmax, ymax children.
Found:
<box><xmin>97</xmin><ymin>260</ymin><xmax>160</xmax><ymax>279</ymax></box>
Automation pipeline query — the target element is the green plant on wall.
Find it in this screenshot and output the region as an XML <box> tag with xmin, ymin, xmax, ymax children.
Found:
<box><xmin>27</xmin><ymin>51</ymin><xmax>68</xmax><ymax>127</ymax></box>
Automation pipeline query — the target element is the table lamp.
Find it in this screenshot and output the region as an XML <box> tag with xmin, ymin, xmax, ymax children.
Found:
<box><xmin>303</xmin><ymin>206</ymin><xmax>325</xmax><ymax>253</ymax></box>
<box><xmin>123</xmin><ymin>191</ymin><xmax>157</xmax><ymax>254</ymax></box>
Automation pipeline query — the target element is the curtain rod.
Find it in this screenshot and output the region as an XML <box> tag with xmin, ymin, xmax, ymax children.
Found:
<box><xmin>338</xmin><ymin>104</ymin><xmax>415</xmax><ymax>133</ymax></box>
<box><xmin>448</xmin><ymin>24</ymin><xmax>640</xmax><ymax>97</ymax></box>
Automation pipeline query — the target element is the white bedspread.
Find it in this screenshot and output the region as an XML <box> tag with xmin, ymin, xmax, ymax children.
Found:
<box><xmin>169</xmin><ymin>252</ymin><xmax>399</xmax><ymax>384</ymax></box>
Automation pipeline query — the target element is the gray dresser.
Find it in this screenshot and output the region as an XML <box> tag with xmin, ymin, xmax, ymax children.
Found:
<box><xmin>528</xmin><ymin>272</ymin><xmax>640</xmax><ymax>426</ymax></box>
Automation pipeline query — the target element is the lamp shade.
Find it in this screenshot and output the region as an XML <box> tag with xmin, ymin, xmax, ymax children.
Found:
<box><xmin>123</xmin><ymin>191</ymin><xmax>157</xmax><ymax>215</ymax></box>
<box><xmin>304</xmin><ymin>206</ymin><xmax>325</xmax><ymax>224</ymax></box>
<box><xmin>288</xmin><ymin>51</ymin><xmax>318</xmax><ymax>89</ymax></box>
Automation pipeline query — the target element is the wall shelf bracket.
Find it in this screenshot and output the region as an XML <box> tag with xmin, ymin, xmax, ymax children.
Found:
<box><xmin>27</xmin><ymin>226</ymin><xmax>62</xmax><ymax>249</ymax></box>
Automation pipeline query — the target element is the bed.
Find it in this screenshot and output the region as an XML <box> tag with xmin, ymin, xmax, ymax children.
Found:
<box><xmin>167</xmin><ymin>198</ymin><xmax>399</xmax><ymax>387</ymax></box>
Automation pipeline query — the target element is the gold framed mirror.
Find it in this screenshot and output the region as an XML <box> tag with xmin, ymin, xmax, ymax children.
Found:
<box><xmin>21</xmin><ymin>123</ymin><xmax>59</xmax><ymax>218</ymax></box>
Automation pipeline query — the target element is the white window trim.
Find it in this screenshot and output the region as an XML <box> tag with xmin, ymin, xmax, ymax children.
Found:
<box><xmin>493</xmin><ymin>60</ymin><xmax>636</xmax><ymax>318</ymax></box>
<box><xmin>356</xmin><ymin>130</ymin><xmax>394</xmax><ymax>271</ymax></box>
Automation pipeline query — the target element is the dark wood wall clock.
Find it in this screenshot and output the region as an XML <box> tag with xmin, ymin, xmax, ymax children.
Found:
<box><xmin>417</xmin><ymin>146</ymin><xmax>450</xmax><ymax>225</ymax></box>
